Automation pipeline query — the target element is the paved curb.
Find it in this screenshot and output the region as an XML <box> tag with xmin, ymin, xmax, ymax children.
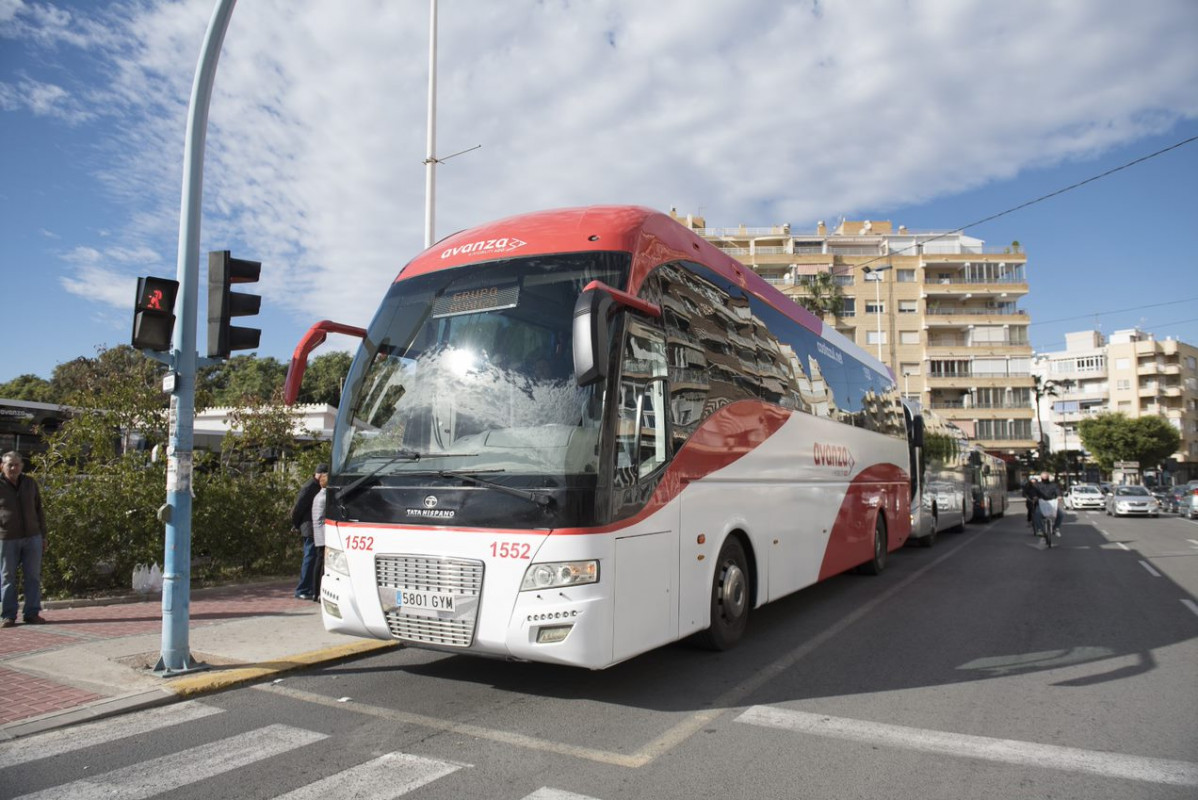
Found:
<box><xmin>0</xmin><ymin>639</ymin><xmax>399</xmax><ymax>741</ymax></box>
<box><xmin>166</xmin><ymin>640</ymin><xmax>399</xmax><ymax>697</ymax></box>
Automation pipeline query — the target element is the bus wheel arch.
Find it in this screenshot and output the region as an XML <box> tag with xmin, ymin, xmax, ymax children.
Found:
<box><xmin>697</xmin><ymin>532</ymin><xmax>753</xmax><ymax>651</ymax></box>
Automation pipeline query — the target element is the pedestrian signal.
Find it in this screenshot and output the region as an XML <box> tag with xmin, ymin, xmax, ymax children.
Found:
<box><xmin>131</xmin><ymin>276</ymin><xmax>180</xmax><ymax>352</ymax></box>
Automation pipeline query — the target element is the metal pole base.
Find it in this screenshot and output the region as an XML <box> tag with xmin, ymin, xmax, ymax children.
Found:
<box><xmin>153</xmin><ymin>655</ymin><xmax>210</xmax><ymax>677</ymax></box>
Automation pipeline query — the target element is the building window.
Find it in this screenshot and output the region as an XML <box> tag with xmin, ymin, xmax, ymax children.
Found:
<box><xmin>900</xmin><ymin>362</ymin><xmax>920</xmax><ymax>376</ymax></box>
<box><xmin>866</xmin><ymin>330</ymin><xmax>887</xmax><ymax>345</ymax></box>
<box><xmin>898</xmin><ymin>300</ymin><xmax>918</xmax><ymax>314</ymax></box>
<box><xmin>900</xmin><ymin>330</ymin><xmax>920</xmax><ymax>345</ymax></box>
<box><xmin>839</xmin><ymin>298</ymin><xmax>856</xmax><ymax>317</ymax></box>
<box><xmin>1115</xmin><ymin>358</ymin><xmax>1130</xmax><ymax>370</ymax></box>
<box><xmin>1116</xmin><ymin>379</ymin><xmax>1130</xmax><ymax>390</ymax></box>
<box><xmin>897</xmin><ymin>269</ymin><xmax>916</xmax><ymax>283</ymax></box>
<box><xmin>865</xmin><ymin>301</ymin><xmax>884</xmax><ymax>314</ymax></box>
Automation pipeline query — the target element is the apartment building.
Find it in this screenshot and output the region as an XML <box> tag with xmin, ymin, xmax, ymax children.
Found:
<box><xmin>1033</xmin><ymin>329</ymin><xmax>1198</xmax><ymax>481</ymax></box>
<box><xmin>672</xmin><ymin>211</ymin><xmax>1037</xmax><ymax>456</ymax></box>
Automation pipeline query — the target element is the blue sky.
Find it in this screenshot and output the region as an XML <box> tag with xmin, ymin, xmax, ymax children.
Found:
<box><xmin>2</xmin><ymin>0</ymin><xmax>1197</xmax><ymax>384</ymax></box>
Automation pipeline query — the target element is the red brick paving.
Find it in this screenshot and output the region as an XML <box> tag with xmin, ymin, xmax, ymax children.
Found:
<box><xmin>0</xmin><ymin>666</ymin><xmax>104</xmax><ymax>725</ymax></box>
<box><xmin>0</xmin><ymin>581</ymin><xmax>309</xmax><ymax>726</ymax></box>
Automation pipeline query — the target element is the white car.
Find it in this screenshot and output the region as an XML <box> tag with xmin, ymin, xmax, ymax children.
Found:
<box><xmin>1065</xmin><ymin>484</ymin><xmax>1104</xmax><ymax>510</ymax></box>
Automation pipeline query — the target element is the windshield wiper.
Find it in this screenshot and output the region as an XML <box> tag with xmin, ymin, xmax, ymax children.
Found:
<box><xmin>336</xmin><ymin>449</ymin><xmax>425</xmax><ymax>507</ymax></box>
<box><xmin>438</xmin><ymin>469</ymin><xmax>553</xmax><ymax>508</ymax></box>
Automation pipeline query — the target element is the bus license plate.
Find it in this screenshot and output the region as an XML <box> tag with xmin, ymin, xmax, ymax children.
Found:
<box><xmin>397</xmin><ymin>588</ymin><xmax>455</xmax><ymax>616</ymax></box>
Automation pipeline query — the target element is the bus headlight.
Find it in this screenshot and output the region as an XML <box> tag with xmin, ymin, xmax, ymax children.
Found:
<box><xmin>325</xmin><ymin>547</ymin><xmax>349</xmax><ymax>576</ymax></box>
<box><xmin>520</xmin><ymin>560</ymin><xmax>598</xmax><ymax>591</ymax></box>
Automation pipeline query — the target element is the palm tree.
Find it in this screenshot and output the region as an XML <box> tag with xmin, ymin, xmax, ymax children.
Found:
<box><xmin>795</xmin><ymin>269</ymin><xmax>843</xmax><ymax>319</ymax></box>
<box><xmin>1032</xmin><ymin>375</ymin><xmax>1059</xmax><ymax>469</ymax></box>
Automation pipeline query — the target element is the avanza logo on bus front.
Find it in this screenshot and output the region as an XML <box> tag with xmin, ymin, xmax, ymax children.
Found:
<box><xmin>440</xmin><ymin>237</ymin><xmax>527</xmax><ymax>259</ymax></box>
<box><xmin>813</xmin><ymin>442</ymin><xmax>856</xmax><ymax>475</ymax></box>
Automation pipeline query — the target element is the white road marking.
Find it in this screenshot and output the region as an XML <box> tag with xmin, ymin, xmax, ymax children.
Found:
<box><xmin>1139</xmin><ymin>560</ymin><xmax>1163</xmax><ymax>578</ymax></box>
<box><xmin>270</xmin><ymin>752</ymin><xmax>465</xmax><ymax>800</ymax></box>
<box><xmin>1097</xmin><ymin>528</ymin><xmax>1110</xmax><ymax>538</ymax></box>
<box><xmin>266</xmin><ymin>531</ymin><xmax>988</xmax><ymax>770</ymax></box>
<box><xmin>1186</xmin><ymin>539</ymin><xmax>1198</xmax><ymax>548</ymax></box>
<box><xmin>0</xmin><ymin>701</ymin><xmax>222</xmax><ymax>769</ymax></box>
<box><xmin>1182</xmin><ymin>599</ymin><xmax>1198</xmax><ymax>618</ymax></box>
<box><xmin>1116</xmin><ymin>542</ymin><xmax>1131</xmax><ymax>551</ymax></box>
<box><xmin>523</xmin><ymin>790</ymin><xmax>604</xmax><ymax>800</ymax></box>
<box><xmin>13</xmin><ymin>724</ymin><xmax>326</xmax><ymax>800</ymax></box>
<box><xmin>737</xmin><ymin>705</ymin><xmax>1198</xmax><ymax>787</ymax></box>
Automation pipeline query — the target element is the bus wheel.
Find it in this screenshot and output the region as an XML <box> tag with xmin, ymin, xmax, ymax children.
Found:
<box><xmin>860</xmin><ymin>515</ymin><xmax>888</xmax><ymax>575</ymax></box>
<box><xmin>698</xmin><ymin>537</ymin><xmax>750</xmax><ymax>651</ymax></box>
<box><xmin>920</xmin><ymin>512</ymin><xmax>938</xmax><ymax>548</ymax></box>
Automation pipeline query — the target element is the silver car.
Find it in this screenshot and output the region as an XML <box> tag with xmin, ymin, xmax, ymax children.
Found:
<box><xmin>1104</xmin><ymin>485</ymin><xmax>1160</xmax><ymax>517</ymax></box>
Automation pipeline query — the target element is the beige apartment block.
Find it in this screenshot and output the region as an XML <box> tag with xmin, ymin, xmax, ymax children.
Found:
<box><xmin>1034</xmin><ymin>329</ymin><xmax>1198</xmax><ymax>481</ymax></box>
<box><xmin>672</xmin><ymin>211</ymin><xmax>1037</xmax><ymax>456</ymax></box>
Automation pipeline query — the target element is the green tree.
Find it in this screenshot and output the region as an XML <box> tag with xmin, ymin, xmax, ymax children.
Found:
<box><xmin>0</xmin><ymin>374</ymin><xmax>56</xmax><ymax>403</ymax></box>
<box><xmin>198</xmin><ymin>355</ymin><xmax>287</xmax><ymax>406</ymax></box>
<box><xmin>1078</xmin><ymin>413</ymin><xmax>1180</xmax><ymax>473</ymax></box>
<box><xmin>296</xmin><ymin>351</ymin><xmax>353</xmax><ymax>407</ymax></box>
<box><xmin>795</xmin><ymin>270</ymin><xmax>843</xmax><ymax>319</ymax></box>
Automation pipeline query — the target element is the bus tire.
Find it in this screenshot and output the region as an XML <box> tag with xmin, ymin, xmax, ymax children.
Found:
<box><xmin>860</xmin><ymin>514</ymin><xmax>888</xmax><ymax>575</ymax></box>
<box><xmin>698</xmin><ymin>536</ymin><xmax>750</xmax><ymax>651</ymax></box>
<box><xmin>919</xmin><ymin>510</ymin><xmax>938</xmax><ymax>548</ymax></box>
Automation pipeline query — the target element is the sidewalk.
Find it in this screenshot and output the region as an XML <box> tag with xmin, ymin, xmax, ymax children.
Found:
<box><xmin>0</xmin><ymin>580</ymin><xmax>397</xmax><ymax>741</ymax></box>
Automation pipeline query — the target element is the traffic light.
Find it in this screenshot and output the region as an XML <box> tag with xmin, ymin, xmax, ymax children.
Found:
<box><xmin>131</xmin><ymin>276</ymin><xmax>180</xmax><ymax>352</ymax></box>
<box><xmin>207</xmin><ymin>250</ymin><xmax>262</xmax><ymax>358</ymax></box>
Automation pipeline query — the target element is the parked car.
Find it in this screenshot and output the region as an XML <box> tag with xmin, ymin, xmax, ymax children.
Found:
<box><xmin>1104</xmin><ymin>485</ymin><xmax>1160</xmax><ymax>517</ymax></box>
<box><xmin>1163</xmin><ymin>485</ymin><xmax>1189</xmax><ymax>513</ymax></box>
<box><xmin>1064</xmin><ymin>483</ymin><xmax>1105</xmax><ymax>510</ymax></box>
<box><xmin>1179</xmin><ymin>482</ymin><xmax>1198</xmax><ymax>520</ymax></box>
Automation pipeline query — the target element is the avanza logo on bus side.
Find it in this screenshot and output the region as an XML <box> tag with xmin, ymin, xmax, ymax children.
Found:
<box><xmin>813</xmin><ymin>442</ymin><xmax>855</xmax><ymax>473</ymax></box>
<box><xmin>439</xmin><ymin>237</ymin><xmax>527</xmax><ymax>259</ymax></box>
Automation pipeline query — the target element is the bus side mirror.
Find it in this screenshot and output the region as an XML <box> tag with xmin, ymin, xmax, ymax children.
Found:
<box><xmin>573</xmin><ymin>289</ymin><xmax>613</xmax><ymax>387</ymax></box>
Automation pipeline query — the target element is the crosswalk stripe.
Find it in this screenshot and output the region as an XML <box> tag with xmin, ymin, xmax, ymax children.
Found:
<box><xmin>737</xmin><ymin>705</ymin><xmax>1198</xmax><ymax>787</ymax></box>
<box><xmin>0</xmin><ymin>701</ymin><xmax>222</xmax><ymax>769</ymax></box>
<box><xmin>269</xmin><ymin>752</ymin><xmax>465</xmax><ymax>800</ymax></box>
<box><xmin>13</xmin><ymin>724</ymin><xmax>327</xmax><ymax>800</ymax></box>
<box><xmin>523</xmin><ymin>789</ymin><xmax>604</xmax><ymax>800</ymax></box>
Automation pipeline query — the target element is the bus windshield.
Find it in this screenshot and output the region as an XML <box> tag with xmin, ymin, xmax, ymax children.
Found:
<box><xmin>333</xmin><ymin>252</ymin><xmax>629</xmax><ymax>483</ymax></box>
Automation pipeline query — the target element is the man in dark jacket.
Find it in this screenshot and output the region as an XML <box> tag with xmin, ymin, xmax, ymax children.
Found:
<box><xmin>291</xmin><ymin>464</ymin><xmax>328</xmax><ymax>600</ymax></box>
<box><xmin>1</xmin><ymin>451</ymin><xmax>47</xmax><ymax>627</ymax></box>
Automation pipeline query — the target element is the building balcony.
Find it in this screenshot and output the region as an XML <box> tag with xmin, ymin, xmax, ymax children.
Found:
<box><xmin>974</xmin><ymin>437</ymin><xmax>1040</xmax><ymax>451</ymax></box>
<box><xmin>922</xmin><ymin>281</ymin><xmax>1028</xmax><ymax>299</ymax></box>
<box><xmin>926</xmin><ymin>374</ymin><xmax>1035</xmax><ymax>390</ymax></box>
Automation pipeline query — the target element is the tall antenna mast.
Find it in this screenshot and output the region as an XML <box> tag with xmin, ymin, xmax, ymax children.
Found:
<box><xmin>423</xmin><ymin>0</ymin><xmax>438</xmax><ymax>248</ymax></box>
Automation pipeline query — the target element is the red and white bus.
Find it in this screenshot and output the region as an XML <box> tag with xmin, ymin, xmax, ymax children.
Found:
<box><xmin>288</xmin><ymin>206</ymin><xmax>913</xmax><ymax>668</ymax></box>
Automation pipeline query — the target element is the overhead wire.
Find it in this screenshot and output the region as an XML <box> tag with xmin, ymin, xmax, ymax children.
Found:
<box><xmin>828</xmin><ymin>133</ymin><xmax>1198</xmax><ymax>275</ymax></box>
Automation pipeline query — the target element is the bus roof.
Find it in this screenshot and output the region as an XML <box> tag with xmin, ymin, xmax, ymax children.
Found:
<box><xmin>396</xmin><ymin>205</ymin><xmax>893</xmax><ymax>380</ymax></box>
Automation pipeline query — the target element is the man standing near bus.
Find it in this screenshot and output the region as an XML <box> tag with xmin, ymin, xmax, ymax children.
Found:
<box><xmin>291</xmin><ymin>463</ymin><xmax>328</xmax><ymax>600</ymax></box>
<box><xmin>0</xmin><ymin>451</ymin><xmax>48</xmax><ymax>627</ymax></box>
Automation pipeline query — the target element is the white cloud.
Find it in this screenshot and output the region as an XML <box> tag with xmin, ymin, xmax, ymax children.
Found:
<box><xmin>16</xmin><ymin>0</ymin><xmax>1198</xmax><ymax>333</ymax></box>
<box><xmin>60</xmin><ymin>264</ymin><xmax>136</xmax><ymax>308</ymax></box>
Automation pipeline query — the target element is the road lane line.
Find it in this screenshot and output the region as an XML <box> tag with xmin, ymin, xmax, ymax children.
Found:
<box><xmin>737</xmin><ymin>705</ymin><xmax>1198</xmax><ymax>787</ymax></box>
<box><xmin>523</xmin><ymin>790</ymin><xmax>604</xmax><ymax>800</ymax></box>
<box><xmin>270</xmin><ymin>752</ymin><xmax>465</xmax><ymax>800</ymax></box>
<box><xmin>1116</xmin><ymin>542</ymin><xmax>1131</xmax><ymax>551</ymax></box>
<box><xmin>0</xmin><ymin>701</ymin><xmax>222</xmax><ymax>769</ymax></box>
<box><xmin>257</xmin><ymin>683</ymin><xmax>648</xmax><ymax>768</ymax></box>
<box><xmin>1186</xmin><ymin>539</ymin><xmax>1198</xmax><ymax>548</ymax></box>
<box><xmin>1139</xmin><ymin>561</ymin><xmax>1162</xmax><ymax>578</ymax></box>
<box><xmin>262</xmin><ymin>530</ymin><xmax>990</xmax><ymax>770</ymax></box>
<box><xmin>13</xmin><ymin>724</ymin><xmax>326</xmax><ymax>800</ymax></box>
<box><xmin>1182</xmin><ymin>599</ymin><xmax>1198</xmax><ymax>618</ymax></box>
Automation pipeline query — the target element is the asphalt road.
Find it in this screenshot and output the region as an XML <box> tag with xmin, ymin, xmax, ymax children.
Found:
<box><xmin>3</xmin><ymin>507</ymin><xmax>1196</xmax><ymax>800</ymax></box>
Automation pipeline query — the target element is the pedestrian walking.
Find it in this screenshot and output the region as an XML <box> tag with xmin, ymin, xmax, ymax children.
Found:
<box><xmin>291</xmin><ymin>463</ymin><xmax>328</xmax><ymax>600</ymax></box>
<box><xmin>1</xmin><ymin>451</ymin><xmax>48</xmax><ymax>627</ymax></box>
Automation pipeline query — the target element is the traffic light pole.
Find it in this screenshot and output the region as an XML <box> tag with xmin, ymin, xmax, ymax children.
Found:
<box><xmin>155</xmin><ymin>0</ymin><xmax>239</xmax><ymax>676</ymax></box>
